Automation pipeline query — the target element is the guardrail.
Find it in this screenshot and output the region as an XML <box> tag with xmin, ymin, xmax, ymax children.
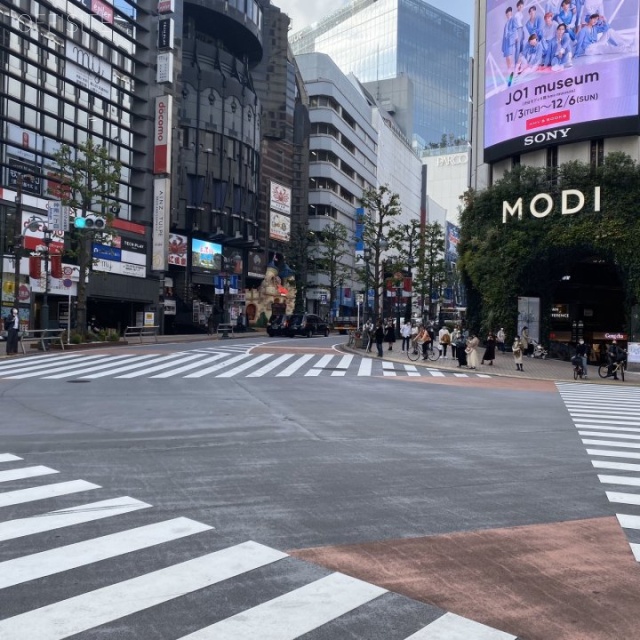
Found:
<box><xmin>20</xmin><ymin>328</ymin><xmax>66</xmax><ymax>354</ymax></box>
<box><xmin>217</xmin><ymin>323</ymin><xmax>234</xmax><ymax>339</ymax></box>
<box><xmin>124</xmin><ymin>325</ymin><xmax>159</xmax><ymax>343</ymax></box>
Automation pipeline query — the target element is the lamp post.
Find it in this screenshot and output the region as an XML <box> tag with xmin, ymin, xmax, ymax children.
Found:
<box><xmin>40</xmin><ymin>227</ymin><xmax>52</xmax><ymax>330</ymax></box>
<box><xmin>12</xmin><ymin>174</ymin><xmax>32</xmax><ymax>308</ymax></box>
<box><xmin>395</xmin><ymin>275</ymin><xmax>403</xmax><ymax>340</ymax></box>
<box><xmin>363</xmin><ymin>247</ymin><xmax>371</xmax><ymax>322</ymax></box>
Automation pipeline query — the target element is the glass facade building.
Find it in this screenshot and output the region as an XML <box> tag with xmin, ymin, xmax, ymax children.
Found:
<box><xmin>290</xmin><ymin>0</ymin><xmax>470</xmax><ymax>150</ymax></box>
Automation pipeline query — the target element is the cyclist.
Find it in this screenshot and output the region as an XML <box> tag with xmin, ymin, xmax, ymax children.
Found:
<box><xmin>607</xmin><ymin>340</ymin><xmax>624</xmax><ymax>380</ymax></box>
<box><xmin>575</xmin><ymin>338</ymin><xmax>589</xmax><ymax>379</ymax></box>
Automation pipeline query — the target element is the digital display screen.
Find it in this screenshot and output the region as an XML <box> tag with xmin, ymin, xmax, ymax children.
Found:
<box><xmin>483</xmin><ymin>0</ymin><xmax>639</xmax><ymax>161</ymax></box>
<box><xmin>191</xmin><ymin>239</ymin><xmax>222</xmax><ymax>271</ymax></box>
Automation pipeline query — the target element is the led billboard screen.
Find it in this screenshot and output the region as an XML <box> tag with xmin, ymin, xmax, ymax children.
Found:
<box><xmin>191</xmin><ymin>239</ymin><xmax>222</xmax><ymax>271</ymax></box>
<box><xmin>483</xmin><ymin>0</ymin><xmax>639</xmax><ymax>162</ymax></box>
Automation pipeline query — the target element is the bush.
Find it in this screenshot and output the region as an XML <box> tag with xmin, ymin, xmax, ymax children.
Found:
<box><xmin>255</xmin><ymin>312</ymin><xmax>268</xmax><ymax>328</ymax></box>
<box><xmin>69</xmin><ymin>332</ymin><xmax>83</xmax><ymax>345</ymax></box>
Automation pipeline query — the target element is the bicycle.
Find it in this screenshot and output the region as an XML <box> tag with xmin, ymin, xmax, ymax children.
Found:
<box><xmin>598</xmin><ymin>359</ymin><xmax>625</xmax><ymax>382</ymax></box>
<box><xmin>571</xmin><ymin>355</ymin><xmax>585</xmax><ymax>380</ymax></box>
<box><xmin>407</xmin><ymin>339</ymin><xmax>440</xmax><ymax>362</ymax></box>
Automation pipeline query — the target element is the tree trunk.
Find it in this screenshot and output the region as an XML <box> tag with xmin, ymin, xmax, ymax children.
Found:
<box><xmin>76</xmin><ymin>231</ymin><xmax>90</xmax><ymax>337</ymax></box>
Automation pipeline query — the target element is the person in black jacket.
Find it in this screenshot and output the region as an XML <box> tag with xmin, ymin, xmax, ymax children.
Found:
<box><xmin>4</xmin><ymin>307</ymin><xmax>20</xmax><ymax>356</ymax></box>
<box><xmin>607</xmin><ymin>340</ymin><xmax>625</xmax><ymax>380</ymax></box>
<box><xmin>374</xmin><ymin>320</ymin><xmax>385</xmax><ymax>358</ymax></box>
<box><xmin>384</xmin><ymin>320</ymin><xmax>396</xmax><ymax>351</ymax></box>
<box><xmin>575</xmin><ymin>339</ymin><xmax>590</xmax><ymax>378</ymax></box>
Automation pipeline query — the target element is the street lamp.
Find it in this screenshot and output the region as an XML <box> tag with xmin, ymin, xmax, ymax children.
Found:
<box><xmin>40</xmin><ymin>227</ymin><xmax>52</xmax><ymax>331</ymax></box>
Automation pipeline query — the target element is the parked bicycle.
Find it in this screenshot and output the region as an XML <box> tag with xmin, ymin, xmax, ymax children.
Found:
<box><xmin>407</xmin><ymin>339</ymin><xmax>440</xmax><ymax>362</ymax></box>
<box><xmin>598</xmin><ymin>358</ymin><xmax>626</xmax><ymax>382</ymax></box>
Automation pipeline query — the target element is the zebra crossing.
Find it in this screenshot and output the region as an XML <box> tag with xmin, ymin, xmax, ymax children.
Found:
<box><xmin>557</xmin><ymin>382</ymin><xmax>640</xmax><ymax>563</ymax></box>
<box><xmin>0</xmin><ymin>349</ymin><xmax>493</xmax><ymax>381</ymax></box>
<box><xmin>0</xmin><ymin>453</ymin><xmax>517</xmax><ymax>639</ymax></box>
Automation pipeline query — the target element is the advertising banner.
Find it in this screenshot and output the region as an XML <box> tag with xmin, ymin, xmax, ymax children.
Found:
<box><xmin>191</xmin><ymin>239</ymin><xmax>222</xmax><ymax>271</ymax></box>
<box><xmin>152</xmin><ymin>177</ymin><xmax>170</xmax><ymax>271</ymax></box>
<box><xmin>168</xmin><ymin>233</ymin><xmax>187</xmax><ymax>267</ymax></box>
<box><xmin>269</xmin><ymin>181</ymin><xmax>291</xmax><ymax>214</ymax></box>
<box><xmin>65</xmin><ymin>41</ymin><xmax>112</xmax><ymax>99</ymax></box>
<box><xmin>157</xmin><ymin>52</ymin><xmax>174</xmax><ymax>83</ymax></box>
<box><xmin>517</xmin><ymin>296</ymin><xmax>540</xmax><ymax>343</ymax></box>
<box><xmin>483</xmin><ymin>0</ymin><xmax>639</xmax><ymax>161</ymax></box>
<box><xmin>269</xmin><ymin>211</ymin><xmax>291</xmax><ymax>242</ymax></box>
<box><xmin>446</xmin><ymin>221</ymin><xmax>460</xmax><ymax>258</ymax></box>
<box><xmin>153</xmin><ymin>95</ymin><xmax>173</xmax><ymax>174</ymax></box>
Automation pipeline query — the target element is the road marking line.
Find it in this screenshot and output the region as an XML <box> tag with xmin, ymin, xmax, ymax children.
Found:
<box><xmin>151</xmin><ymin>353</ymin><xmax>229</xmax><ymax>378</ymax></box>
<box><xmin>80</xmin><ymin>353</ymin><xmax>188</xmax><ymax>379</ymax></box>
<box><xmin>579</xmin><ymin>431</ymin><xmax>640</xmax><ymax>440</ymax></box>
<box><xmin>0</xmin><ymin>480</ymin><xmax>99</xmax><ymax>509</ymax></box>
<box><xmin>0</xmin><ymin>517</ymin><xmax>212</xmax><ymax>590</ymax></box>
<box><xmin>0</xmin><ymin>354</ymin><xmax>85</xmax><ymax>373</ymax></box>
<box><xmin>176</xmin><ymin>572</ymin><xmax>386</xmax><ymax>640</ymax></box>
<box><xmin>583</xmin><ymin>439</ymin><xmax>640</xmax><ymax>450</ymax></box>
<box><xmin>454</xmin><ymin>373</ymin><xmax>470</xmax><ymax>377</ymax></box>
<box><xmin>593</xmin><ymin>460</ymin><xmax>640</xmax><ymax>472</ymax></box>
<box><xmin>598</xmin><ymin>475</ymin><xmax>640</xmax><ymax>487</ymax></box>
<box><xmin>0</xmin><ymin>466</ymin><xmax>58</xmax><ymax>483</ymax></box>
<box><xmin>606</xmin><ymin>491</ymin><xmax>640</xmax><ymax>506</ymax></box>
<box><xmin>631</xmin><ymin>543</ymin><xmax>640</xmax><ymax>561</ymax></box>
<box><xmin>575</xmin><ymin>424</ymin><xmax>640</xmax><ymax>432</ymax></box>
<box><xmin>217</xmin><ymin>354</ymin><xmax>272</xmax><ymax>378</ymax></box>
<box><xmin>247</xmin><ymin>354</ymin><xmax>295</xmax><ymax>377</ymax></box>
<box><xmin>305</xmin><ymin>369</ymin><xmax>323</xmax><ymax>377</ymax></box>
<box><xmin>403</xmin><ymin>365</ymin><xmax>420</xmax><ymax>377</ymax></box>
<box><xmin>275</xmin><ymin>354</ymin><xmax>315</xmax><ymax>377</ymax></box>
<box><xmin>118</xmin><ymin>353</ymin><xmax>207</xmax><ymax>379</ymax></box>
<box><xmin>587</xmin><ymin>449</ymin><xmax>640</xmax><ymax>459</ymax></box>
<box><xmin>428</xmin><ymin>370</ymin><xmax>445</xmax><ymax>377</ymax></box>
<box><xmin>357</xmin><ymin>359</ymin><xmax>373</xmax><ymax>376</ymax></box>
<box><xmin>0</xmin><ymin>541</ymin><xmax>287</xmax><ymax>640</ymax></box>
<box><xmin>0</xmin><ymin>454</ymin><xmax>22</xmax><ymax>463</ymax></box>
<box><xmin>0</xmin><ymin>496</ymin><xmax>149</xmax><ymax>542</ymax></box>
<box><xmin>5</xmin><ymin>355</ymin><xmax>113</xmax><ymax>379</ymax></box>
<box><xmin>314</xmin><ymin>355</ymin><xmax>334</xmax><ymax>369</ymax></box>
<box><xmin>43</xmin><ymin>354</ymin><xmax>141</xmax><ymax>379</ymax></box>
<box><xmin>404</xmin><ymin>611</ymin><xmax>517</xmax><ymax>639</ymax></box>
<box><xmin>617</xmin><ymin>514</ymin><xmax>640</xmax><ymax>530</ymax></box>
<box><xmin>184</xmin><ymin>354</ymin><xmax>251</xmax><ymax>378</ymax></box>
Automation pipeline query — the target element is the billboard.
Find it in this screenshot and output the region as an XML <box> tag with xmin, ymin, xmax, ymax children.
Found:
<box><xmin>483</xmin><ymin>0</ymin><xmax>639</xmax><ymax>162</ymax></box>
<box><xmin>191</xmin><ymin>239</ymin><xmax>222</xmax><ymax>271</ymax></box>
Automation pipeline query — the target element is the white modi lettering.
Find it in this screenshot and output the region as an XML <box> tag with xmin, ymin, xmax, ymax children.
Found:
<box><xmin>502</xmin><ymin>187</ymin><xmax>601</xmax><ymax>223</ymax></box>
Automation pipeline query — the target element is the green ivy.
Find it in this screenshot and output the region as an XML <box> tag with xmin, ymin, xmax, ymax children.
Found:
<box><xmin>459</xmin><ymin>152</ymin><xmax>640</xmax><ymax>340</ymax></box>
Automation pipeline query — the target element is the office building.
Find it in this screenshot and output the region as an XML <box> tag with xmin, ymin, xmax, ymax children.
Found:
<box><xmin>290</xmin><ymin>0</ymin><xmax>470</xmax><ymax>151</ymax></box>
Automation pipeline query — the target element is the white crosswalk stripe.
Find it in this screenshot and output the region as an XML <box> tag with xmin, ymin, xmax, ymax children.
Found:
<box><xmin>0</xmin><ymin>351</ymin><xmax>494</xmax><ymax>381</ymax></box>
<box><xmin>0</xmin><ymin>453</ymin><xmax>515</xmax><ymax>640</ymax></box>
<box><xmin>557</xmin><ymin>382</ymin><xmax>640</xmax><ymax>564</ymax></box>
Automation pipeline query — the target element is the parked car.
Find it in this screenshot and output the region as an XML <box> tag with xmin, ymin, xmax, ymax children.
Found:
<box><xmin>285</xmin><ymin>313</ymin><xmax>330</xmax><ymax>338</ymax></box>
<box><xmin>266</xmin><ymin>314</ymin><xmax>290</xmax><ymax>337</ymax></box>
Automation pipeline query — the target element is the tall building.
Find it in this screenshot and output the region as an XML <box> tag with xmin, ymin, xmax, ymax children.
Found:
<box><xmin>0</xmin><ymin>0</ymin><xmax>153</xmax><ymax>331</ymax></box>
<box><xmin>471</xmin><ymin>0</ymin><xmax>640</xmax><ymax>348</ymax></box>
<box><xmin>290</xmin><ymin>0</ymin><xmax>470</xmax><ymax>150</ymax></box>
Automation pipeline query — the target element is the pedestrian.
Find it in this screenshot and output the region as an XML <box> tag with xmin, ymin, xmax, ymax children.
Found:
<box><xmin>575</xmin><ymin>338</ymin><xmax>590</xmax><ymax>378</ymax></box>
<box><xmin>4</xmin><ymin>307</ymin><xmax>20</xmax><ymax>356</ymax></box>
<box><xmin>450</xmin><ymin>326</ymin><xmax>462</xmax><ymax>361</ymax></box>
<box><xmin>481</xmin><ymin>332</ymin><xmax>496</xmax><ymax>366</ymax></box>
<box><xmin>384</xmin><ymin>320</ymin><xmax>396</xmax><ymax>351</ymax></box>
<box><xmin>496</xmin><ymin>327</ymin><xmax>506</xmax><ymax>352</ymax></box>
<box><xmin>466</xmin><ymin>332</ymin><xmax>480</xmax><ymax>369</ymax></box>
<box><xmin>415</xmin><ymin>324</ymin><xmax>431</xmax><ymax>359</ymax></box>
<box><xmin>400</xmin><ymin>319</ymin><xmax>412</xmax><ymax>352</ymax></box>
<box><xmin>426</xmin><ymin>322</ymin><xmax>435</xmax><ymax>352</ymax></box>
<box><xmin>513</xmin><ymin>335</ymin><xmax>524</xmax><ymax>371</ymax></box>
<box><xmin>438</xmin><ymin>325</ymin><xmax>451</xmax><ymax>358</ymax></box>
<box><xmin>374</xmin><ymin>320</ymin><xmax>385</xmax><ymax>358</ymax></box>
<box><xmin>521</xmin><ymin>326</ymin><xmax>532</xmax><ymax>357</ymax></box>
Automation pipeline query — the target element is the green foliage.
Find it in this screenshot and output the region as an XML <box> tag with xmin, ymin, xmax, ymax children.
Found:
<box><xmin>314</xmin><ymin>221</ymin><xmax>350</xmax><ymax>314</ymax></box>
<box><xmin>459</xmin><ymin>152</ymin><xmax>640</xmax><ymax>337</ymax></box>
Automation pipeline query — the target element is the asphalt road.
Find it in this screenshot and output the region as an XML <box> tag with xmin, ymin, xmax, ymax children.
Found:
<box><xmin>0</xmin><ymin>336</ymin><xmax>638</xmax><ymax>639</ymax></box>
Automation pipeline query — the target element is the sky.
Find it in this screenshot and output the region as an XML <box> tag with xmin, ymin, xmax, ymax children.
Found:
<box><xmin>276</xmin><ymin>0</ymin><xmax>474</xmax><ymax>35</ymax></box>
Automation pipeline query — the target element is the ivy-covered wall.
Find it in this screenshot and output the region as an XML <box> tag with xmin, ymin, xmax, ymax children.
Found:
<box><xmin>459</xmin><ymin>152</ymin><xmax>640</xmax><ymax>341</ymax></box>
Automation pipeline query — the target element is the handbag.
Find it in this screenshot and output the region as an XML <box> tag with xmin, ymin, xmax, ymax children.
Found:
<box><xmin>465</xmin><ymin>347</ymin><xmax>472</xmax><ymax>354</ymax></box>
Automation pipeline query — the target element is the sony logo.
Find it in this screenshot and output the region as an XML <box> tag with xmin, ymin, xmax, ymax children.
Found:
<box><xmin>524</xmin><ymin>127</ymin><xmax>572</xmax><ymax>146</ymax></box>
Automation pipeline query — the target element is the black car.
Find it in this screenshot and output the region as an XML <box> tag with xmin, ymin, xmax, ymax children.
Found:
<box><xmin>285</xmin><ymin>313</ymin><xmax>330</xmax><ymax>338</ymax></box>
<box><xmin>266</xmin><ymin>314</ymin><xmax>290</xmax><ymax>337</ymax></box>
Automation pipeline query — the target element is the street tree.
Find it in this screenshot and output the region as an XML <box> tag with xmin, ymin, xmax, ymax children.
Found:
<box><xmin>357</xmin><ymin>185</ymin><xmax>402</xmax><ymax>320</ymax></box>
<box><xmin>49</xmin><ymin>139</ymin><xmax>122</xmax><ymax>337</ymax></box>
<box><xmin>313</xmin><ymin>221</ymin><xmax>350</xmax><ymax>318</ymax></box>
<box><xmin>415</xmin><ymin>221</ymin><xmax>446</xmax><ymax>322</ymax></box>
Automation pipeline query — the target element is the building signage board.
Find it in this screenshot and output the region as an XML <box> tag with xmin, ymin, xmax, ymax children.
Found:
<box><xmin>483</xmin><ymin>0</ymin><xmax>639</xmax><ymax>161</ymax></box>
<box><xmin>47</xmin><ymin>200</ymin><xmax>70</xmax><ymax>232</ymax></box>
<box><xmin>156</xmin><ymin>52</ymin><xmax>174</xmax><ymax>83</ymax></box>
<box><xmin>65</xmin><ymin>41</ymin><xmax>112</xmax><ymax>99</ymax></box>
<box><xmin>157</xmin><ymin>17</ymin><xmax>174</xmax><ymax>50</ymax></box>
<box><xmin>517</xmin><ymin>296</ymin><xmax>540</xmax><ymax>344</ymax></box>
<box><xmin>90</xmin><ymin>0</ymin><xmax>114</xmax><ymax>24</ymax></box>
<box><xmin>152</xmin><ymin>178</ymin><xmax>170</xmax><ymax>270</ymax></box>
<box><xmin>157</xmin><ymin>0</ymin><xmax>175</xmax><ymax>14</ymax></box>
<box><xmin>168</xmin><ymin>233</ymin><xmax>187</xmax><ymax>267</ymax></box>
<box><xmin>269</xmin><ymin>211</ymin><xmax>291</xmax><ymax>242</ymax></box>
<box><xmin>153</xmin><ymin>95</ymin><xmax>173</xmax><ymax>174</ymax></box>
<box><xmin>7</xmin><ymin>158</ymin><xmax>42</xmax><ymax>195</ymax></box>
<box><xmin>247</xmin><ymin>250</ymin><xmax>265</xmax><ymax>278</ymax></box>
<box><xmin>93</xmin><ymin>260</ymin><xmax>146</xmax><ymax>278</ymax></box>
<box><xmin>269</xmin><ymin>181</ymin><xmax>291</xmax><ymax>214</ymax></box>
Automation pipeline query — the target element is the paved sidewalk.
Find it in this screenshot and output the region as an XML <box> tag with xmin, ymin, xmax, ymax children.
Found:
<box><xmin>343</xmin><ymin>343</ymin><xmax>640</xmax><ymax>385</ymax></box>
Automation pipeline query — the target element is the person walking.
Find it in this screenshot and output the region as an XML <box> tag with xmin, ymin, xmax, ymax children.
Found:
<box><xmin>374</xmin><ymin>320</ymin><xmax>385</xmax><ymax>358</ymax></box>
<box><xmin>364</xmin><ymin>320</ymin><xmax>374</xmax><ymax>352</ymax></box>
<box><xmin>513</xmin><ymin>335</ymin><xmax>524</xmax><ymax>371</ymax></box>
<box><xmin>466</xmin><ymin>332</ymin><xmax>480</xmax><ymax>369</ymax></box>
<box><xmin>400</xmin><ymin>320</ymin><xmax>412</xmax><ymax>352</ymax></box>
<box><xmin>4</xmin><ymin>307</ymin><xmax>20</xmax><ymax>356</ymax></box>
<box><xmin>481</xmin><ymin>332</ymin><xmax>497</xmax><ymax>366</ymax></box>
<box><xmin>496</xmin><ymin>327</ymin><xmax>506</xmax><ymax>353</ymax></box>
<box><xmin>439</xmin><ymin>326</ymin><xmax>452</xmax><ymax>358</ymax></box>
<box><xmin>575</xmin><ymin>338</ymin><xmax>590</xmax><ymax>379</ymax></box>
<box><xmin>384</xmin><ymin>320</ymin><xmax>396</xmax><ymax>351</ymax></box>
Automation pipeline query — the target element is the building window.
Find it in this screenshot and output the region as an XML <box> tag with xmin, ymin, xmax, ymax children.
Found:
<box><xmin>590</xmin><ymin>139</ymin><xmax>604</xmax><ymax>168</ymax></box>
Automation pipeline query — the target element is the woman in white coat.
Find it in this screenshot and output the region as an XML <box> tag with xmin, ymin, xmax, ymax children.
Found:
<box><xmin>466</xmin><ymin>333</ymin><xmax>480</xmax><ymax>369</ymax></box>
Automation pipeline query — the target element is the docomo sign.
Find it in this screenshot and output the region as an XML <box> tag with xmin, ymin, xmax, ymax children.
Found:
<box><xmin>503</xmin><ymin>187</ymin><xmax>601</xmax><ymax>223</ymax></box>
<box><xmin>153</xmin><ymin>95</ymin><xmax>173</xmax><ymax>174</ymax></box>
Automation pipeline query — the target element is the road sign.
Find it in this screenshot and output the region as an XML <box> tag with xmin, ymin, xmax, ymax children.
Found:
<box><xmin>356</xmin><ymin>294</ymin><xmax>364</xmax><ymax>304</ymax></box>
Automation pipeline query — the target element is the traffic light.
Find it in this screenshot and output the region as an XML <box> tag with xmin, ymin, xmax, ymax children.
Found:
<box><xmin>74</xmin><ymin>214</ymin><xmax>106</xmax><ymax>230</ymax></box>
